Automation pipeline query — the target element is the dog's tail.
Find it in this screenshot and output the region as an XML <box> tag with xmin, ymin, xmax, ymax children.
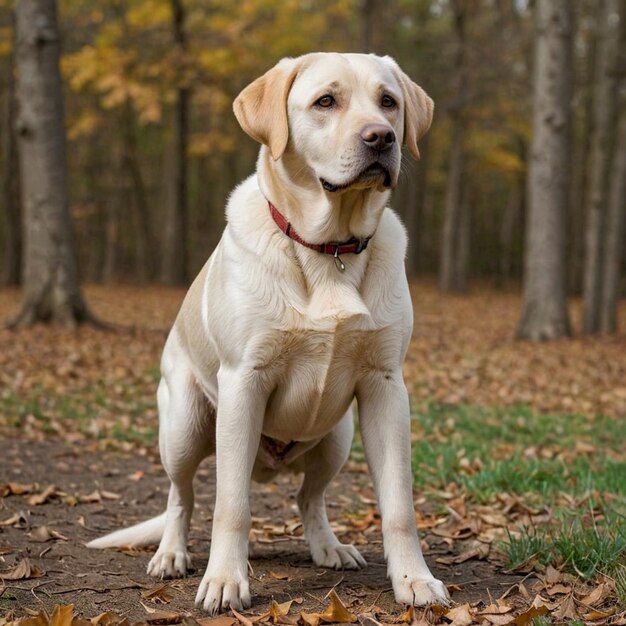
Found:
<box><xmin>86</xmin><ymin>512</ymin><xmax>166</xmax><ymax>549</ymax></box>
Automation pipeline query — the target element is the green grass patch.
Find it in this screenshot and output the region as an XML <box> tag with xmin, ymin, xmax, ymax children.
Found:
<box><xmin>502</xmin><ymin>511</ymin><xmax>626</xmax><ymax>579</ymax></box>
<box><xmin>409</xmin><ymin>403</ymin><xmax>626</xmax><ymax>504</ymax></box>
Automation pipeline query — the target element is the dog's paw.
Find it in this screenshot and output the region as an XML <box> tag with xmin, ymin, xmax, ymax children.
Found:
<box><xmin>311</xmin><ymin>542</ymin><xmax>367</xmax><ymax>570</ymax></box>
<box><xmin>393</xmin><ymin>576</ymin><xmax>450</xmax><ymax>607</ymax></box>
<box><xmin>147</xmin><ymin>550</ymin><xmax>192</xmax><ymax>579</ymax></box>
<box><xmin>195</xmin><ymin>571</ymin><xmax>251</xmax><ymax>615</ymax></box>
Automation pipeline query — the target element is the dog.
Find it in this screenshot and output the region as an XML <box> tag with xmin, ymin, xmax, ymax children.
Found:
<box><xmin>87</xmin><ymin>52</ymin><xmax>449</xmax><ymax>614</ymax></box>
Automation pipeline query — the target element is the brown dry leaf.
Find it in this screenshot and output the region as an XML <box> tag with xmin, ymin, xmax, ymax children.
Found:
<box><xmin>543</xmin><ymin>565</ymin><xmax>561</xmax><ymax>585</ymax></box>
<box><xmin>395</xmin><ymin>606</ymin><xmax>414</xmax><ymax>623</ymax></box>
<box><xmin>444</xmin><ymin>604</ymin><xmax>474</xmax><ymax>626</ymax></box>
<box><xmin>509</xmin><ymin>605</ymin><xmax>548</xmax><ymax>626</ymax></box>
<box><xmin>196</xmin><ymin>618</ymin><xmax>238</xmax><ymax>626</ymax></box>
<box><xmin>0</xmin><ymin>511</ymin><xmax>28</xmax><ymax>527</ymax></box>
<box><xmin>0</xmin><ymin>558</ymin><xmax>45</xmax><ymax>580</ymax></box>
<box><xmin>16</xmin><ymin>613</ymin><xmax>49</xmax><ymax>626</ymax></box>
<box><xmin>552</xmin><ymin>594</ymin><xmax>578</xmax><ymax>621</ymax></box>
<box><xmin>142</xmin><ymin>583</ymin><xmax>172</xmax><ymax>604</ymax></box>
<box><xmin>436</xmin><ymin>543</ymin><xmax>489</xmax><ymax>565</ymax></box>
<box><xmin>268</xmin><ymin>600</ymin><xmax>296</xmax><ymax>625</ymax></box>
<box><xmin>269</xmin><ymin>571</ymin><xmax>292</xmax><ymax>581</ymax></box>
<box><xmin>101</xmin><ymin>490</ymin><xmax>121</xmax><ymax>500</ymax></box>
<box><xmin>545</xmin><ymin>584</ymin><xmax>571</xmax><ymax>597</ymax></box>
<box><xmin>0</xmin><ymin>483</ymin><xmax>35</xmax><ymax>497</ymax></box>
<box><xmin>356</xmin><ymin>613</ymin><xmax>383</xmax><ymax>626</ymax></box>
<box><xmin>231</xmin><ymin>609</ymin><xmax>255</xmax><ymax>626</ymax></box>
<box><xmin>582</xmin><ymin>607</ymin><xmax>617</xmax><ymax>620</ymax></box>
<box><xmin>578</xmin><ymin>582</ymin><xmax>610</xmax><ymax>606</ymax></box>
<box><xmin>299</xmin><ymin>614</ymin><xmax>320</xmax><ymax>626</ymax></box>
<box><xmin>146</xmin><ymin>611</ymin><xmax>183</xmax><ymax>625</ymax></box>
<box><xmin>128</xmin><ymin>470</ymin><xmax>145</xmax><ymax>481</ymax></box>
<box><xmin>80</xmin><ymin>490</ymin><xmax>102</xmax><ymax>504</ymax></box>
<box><xmin>91</xmin><ymin>612</ymin><xmax>126</xmax><ymax>626</ymax></box>
<box><xmin>50</xmin><ymin>605</ymin><xmax>74</xmax><ymax>626</ymax></box>
<box><xmin>28</xmin><ymin>526</ymin><xmax>69</xmax><ymax>543</ymax></box>
<box><xmin>318</xmin><ymin>590</ymin><xmax>357</xmax><ymax>624</ymax></box>
<box><xmin>27</xmin><ymin>484</ymin><xmax>58</xmax><ymax>506</ymax></box>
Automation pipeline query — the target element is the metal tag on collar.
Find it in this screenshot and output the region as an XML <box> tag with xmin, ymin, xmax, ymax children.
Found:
<box><xmin>334</xmin><ymin>247</ymin><xmax>345</xmax><ymax>272</ymax></box>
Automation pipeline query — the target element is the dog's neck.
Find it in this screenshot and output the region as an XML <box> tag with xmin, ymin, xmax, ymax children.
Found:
<box><xmin>257</xmin><ymin>147</ymin><xmax>390</xmax><ymax>246</ymax></box>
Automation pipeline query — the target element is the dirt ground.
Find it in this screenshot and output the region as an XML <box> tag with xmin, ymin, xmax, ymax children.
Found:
<box><xmin>0</xmin><ymin>439</ymin><xmax>523</xmax><ymax>623</ymax></box>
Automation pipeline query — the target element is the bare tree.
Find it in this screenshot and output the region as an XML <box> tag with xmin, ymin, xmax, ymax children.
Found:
<box><xmin>11</xmin><ymin>0</ymin><xmax>93</xmax><ymax>328</ymax></box>
<box><xmin>582</xmin><ymin>0</ymin><xmax>622</xmax><ymax>334</ymax></box>
<box><xmin>161</xmin><ymin>0</ymin><xmax>190</xmax><ymax>286</ymax></box>
<box><xmin>516</xmin><ymin>0</ymin><xmax>573</xmax><ymax>341</ymax></box>
<box><xmin>599</xmin><ymin>0</ymin><xmax>626</xmax><ymax>334</ymax></box>
<box><xmin>439</xmin><ymin>0</ymin><xmax>469</xmax><ymax>294</ymax></box>
<box><xmin>1</xmin><ymin>34</ymin><xmax>21</xmax><ymax>286</ymax></box>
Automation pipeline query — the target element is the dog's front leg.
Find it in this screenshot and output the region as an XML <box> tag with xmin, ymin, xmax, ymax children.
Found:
<box><xmin>195</xmin><ymin>368</ymin><xmax>266</xmax><ymax>614</ymax></box>
<box><xmin>356</xmin><ymin>371</ymin><xmax>450</xmax><ymax>607</ymax></box>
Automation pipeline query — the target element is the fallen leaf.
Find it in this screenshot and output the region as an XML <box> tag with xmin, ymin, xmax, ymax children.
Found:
<box><xmin>318</xmin><ymin>590</ymin><xmax>357</xmax><ymax>624</ymax></box>
<box><xmin>510</xmin><ymin>605</ymin><xmax>548</xmax><ymax>626</ymax></box>
<box><xmin>142</xmin><ymin>583</ymin><xmax>172</xmax><ymax>604</ymax></box>
<box><xmin>0</xmin><ymin>483</ymin><xmax>35</xmax><ymax>497</ymax></box>
<box><xmin>444</xmin><ymin>604</ymin><xmax>474</xmax><ymax>626</ymax></box>
<box><xmin>552</xmin><ymin>595</ymin><xmax>578</xmax><ymax>621</ymax></box>
<box><xmin>394</xmin><ymin>606</ymin><xmax>414</xmax><ymax>623</ymax></box>
<box><xmin>27</xmin><ymin>485</ymin><xmax>58</xmax><ymax>506</ymax></box>
<box><xmin>582</xmin><ymin>607</ymin><xmax>617</xmax><ymax>620</ymax></box>
<box><xmin>578</xmin><ymin>582</ymin><xmax>610</xmax><ymax>606</ymax></box>
<box><xmin>231</xmin><ymin>609</ymin><xmax>255</xmax><ymax>626</ymax></box>
<box><xmin>269</xmin><ymin>600</ymin><xmax>296</xmax><ymax>625</ymax></box>
<box><xmin>196</xmin><ymin>618</ymin><xmax>238</xmax><ymax>626</ymax></box>
<box><xmin>28</xmin><ymin>526</ymin><xmax>69</xmax><ymax>543</ymax></box>
<box><xmin>0</xmin><ymin>511</ymin><xmax>28</xmax><ymax>527</ymax></box>
<box><xmin>270</xmin><ymin>571</ymin><xmax>292</xmax><ymax>581</ymax></box>
<box><xmin>299</xmin><ymin>614</ymin><xmax>320</xmax><ymax>626</ymax></box>
<box><xmin>50</xmin><ymin>605</ymin><xmax>74</xmax><ymax>626</ymax></box>
<box><xmin>0</xmin><ymin>558</ymin><xmax>45</xmax><ymax>580</ymax></box>
<box><xmin>146</xmin><ymin>611</ymin><xmax>183</xmax><ymax>625</ymax></box>
<box><xmin>356</xmin><ymin>614</ymin><xmax>384</xmax><ymax>626</ymax></box>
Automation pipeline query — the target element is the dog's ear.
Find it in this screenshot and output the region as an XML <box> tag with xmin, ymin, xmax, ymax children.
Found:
<box><xmin>233</xmin><ymin>58</ymin><xmax>300</xmax><ymax>161</ymax></box>
<box><xmin>386</xmin><ymin>60</ymin><xmax>433</xmax><ymax>160</ymax></box>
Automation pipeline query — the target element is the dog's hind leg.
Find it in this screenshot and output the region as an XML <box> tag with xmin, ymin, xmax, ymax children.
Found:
<box><xmin>147</xmin><ymin>335</ymin><xmax>215</xmax><ymax>580</ymax></box>
<box><xmin>297</xmin><ymin>410</ymin><xmax>366</xmax><ymax>570</ymax></box>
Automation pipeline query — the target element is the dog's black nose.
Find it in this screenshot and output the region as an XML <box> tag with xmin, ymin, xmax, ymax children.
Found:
<box><xmin>360</xmin><ymin>124</ymin><xmax>395</xmax><ymax>151</ymax></box>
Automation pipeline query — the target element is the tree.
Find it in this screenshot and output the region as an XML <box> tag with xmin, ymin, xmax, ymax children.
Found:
<box><xmin>11</xmin><ymin>0</ymin><xmax>93</xmax><ymax>328</ymax></box>
<box><xmin>161</xmin><ymin>0</ymin><xmax>189</xmax><ymax>286</ymax></box>
<box><xmin>581</xmin><ymin>0</ymin><xmax>622</xmax><ymax>334</ymax></box>
<box><xmin>439</xmin><ymin>0</ymin><xmax>470</xmax><ymax>294</ymax></box>
<box><xmin>516</xmin><ymin>0</ymin><xmax>573</xmax><ymax>341</ymax></box>
<box><xmin>599</xmin><ymin>1</ymin><xmax>626</xmax><ymax>334</ymax></box>
<box><xmin>1</xmin><ymin>29</ymin><xmax>20</xmax><ymax>286</ymax></box>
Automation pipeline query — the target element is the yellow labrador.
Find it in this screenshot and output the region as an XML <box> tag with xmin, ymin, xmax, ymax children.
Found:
<box><xmin>88</xmin><ymin>52</ymin><xmax>449</xmax><ymax>614</ymax></box>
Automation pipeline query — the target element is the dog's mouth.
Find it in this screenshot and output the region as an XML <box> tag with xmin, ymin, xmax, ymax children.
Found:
<box><xmin>320</xmin><ymin>163</ymin><xmax>393</xmax><ymax>193</ymax></box>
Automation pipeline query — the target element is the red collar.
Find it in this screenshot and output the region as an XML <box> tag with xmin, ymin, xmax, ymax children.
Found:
<box><xmin>268</xmin><ymin>201</ymin><xmax>373</xmax><ymax>258</ymax></box>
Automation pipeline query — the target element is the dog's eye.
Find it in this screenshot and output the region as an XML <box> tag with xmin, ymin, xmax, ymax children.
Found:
<box><xmin>381</xmin><ymin>95</ymin><xmax>397</xmax><ymax>108</ymax></box>
<box><xmin>315</xmin><ymin>95</ymin><xmax>335</xmax><ymax>108</ymax></box>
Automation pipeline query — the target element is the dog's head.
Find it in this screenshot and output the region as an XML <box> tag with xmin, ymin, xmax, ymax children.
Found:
<box><xmin>233</xmin><ymin>53</ymin><xmax>433</xmax><ymax>194</ymax></box>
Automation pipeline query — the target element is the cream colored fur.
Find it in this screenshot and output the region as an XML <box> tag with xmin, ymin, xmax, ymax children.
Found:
<box><xmin>87</xmin><ymin>52</ymin><xmax>448</xmax><ymax>614</ymax></box>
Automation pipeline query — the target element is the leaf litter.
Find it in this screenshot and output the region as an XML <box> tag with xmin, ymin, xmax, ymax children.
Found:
<box><xmin>0</xmin><ymin>284</ymin><xmax>624</xmax><ymax>624</ymax></box>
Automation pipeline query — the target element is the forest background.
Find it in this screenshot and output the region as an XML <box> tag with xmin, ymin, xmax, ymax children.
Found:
<box><xmin>0</xmin><ymin>0</ymin><xmax>623</xmax><ymax>336</ymax></box>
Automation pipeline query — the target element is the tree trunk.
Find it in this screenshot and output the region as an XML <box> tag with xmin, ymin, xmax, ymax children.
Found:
<box><xmin>1</xmin><ymin>39</ymin><xmax>21</xmax><ymax>286</ymax></box>
<box><xmin>122</xmin><ymin>104</ymin><xmax>155</xmax><ymax>283</ymax></box>
<box><xmin>361</xmin><ymin>0</ymin><xmax>376</xmax><ymax>53</ymax></box>
<box><xmin>599</xmin><ymin>3</ymin><xmax>626</xmax><ymax>334</ymax></box>
<box><xmin>11</xmin><ymin>0</ymin><xmax>93</xmax><ymax>328</ymax></box>
<box><xmin>516</xmin><ymin>0</ymin><xmax>573</xmax><ymax>341</ymax></box>
<box><xmin>160</xmin><ymin>0</ymin><xmax>189</xmax><ymax>286</ymax></box>
<box><xmin>582</xmin><ymin>0</ymin><xmax>621</xmax><ymax>334</ymax></box>
<box><xmin>439</xmin><ymin>1</ymin><xmax>468</xmax><ymax>293</ymax></box>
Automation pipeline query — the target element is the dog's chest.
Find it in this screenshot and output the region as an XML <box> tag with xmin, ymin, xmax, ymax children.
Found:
<box><xmin>254</xmin><ymin>321</ymin><xmax>398</xmax><ymax>441</ymax></box>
